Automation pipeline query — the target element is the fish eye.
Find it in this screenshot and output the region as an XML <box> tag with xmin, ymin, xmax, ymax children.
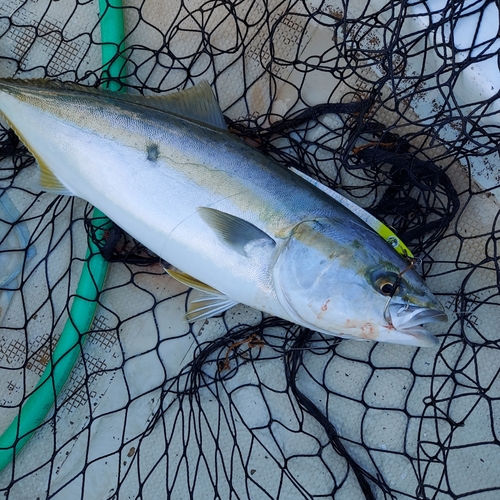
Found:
<box><xmin>370</xmin><ymin>270</ymin><xmax>402</xmax><ymax>297</ymax></box>
<box><xmin>376</xmin><ymin>274</ymin><xmax>400</xmax><ymax>296</ymax></box>
<box><xmin>379</xmin><ymin>281</ymin><xmax>396</xmax><ymax>295</ymax></box>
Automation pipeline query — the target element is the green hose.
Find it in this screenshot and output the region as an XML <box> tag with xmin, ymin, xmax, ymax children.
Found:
<box><xmin>99</xmin><ymin>0</ymin><xmax>127</xmax><ymax>91</ymax></box>
<box><xmin>0</xmin><ymin>216</ymin><xmax>110</xmax><ymax>469</ymax></box>
<box><xmin>0</xmin><ymin>1</ymin><xmax>126</xmax><ymax>471</ymax></box>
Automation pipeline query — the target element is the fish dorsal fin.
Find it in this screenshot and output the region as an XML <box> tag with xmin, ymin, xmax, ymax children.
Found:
<box><xmin>0</xmin><ymin>78</ymin><xmax>227</xmax><ymax>130</ymax></box>
<box><xmin>289</xmin><ymin>167</ymin><xmax>414</xmax><ymax>259</ymax></box>
<box><xmin>115</xmin><ymin>81</ymin><xmax>227</xmax><ymax>130</ymax></box>
<box><xmin>198</xmin><ymin>207</ymin><xmax>276</xmax><ymax>257</ymax></box>
<box><xmin>166</xmin><ymin>268</ymin><xmax>238</xmax><ymax>321</ymax></box>
<box><xmin>143</xmin><ymin>81</ymin><xmax>228</xmax><ymax>130</ymax></box>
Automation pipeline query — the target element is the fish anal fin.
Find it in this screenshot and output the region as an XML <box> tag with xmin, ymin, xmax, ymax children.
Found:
<box><xmin>166</xmin><ymin>268</ymin><xmax>219</xmax><ymax>294</ymax></box>
<box><xmin>198</xmin><ymin>207</ymin><xmax>275</xmax><ymax>257</ymax></box>
<box><xmin>37</xmin><ymin>160</ymin><xmax>73</xmax><ymax>195</ymax></box>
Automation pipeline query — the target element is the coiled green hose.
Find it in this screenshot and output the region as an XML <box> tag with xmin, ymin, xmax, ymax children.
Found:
<box><xmin>0</xmin><ymin>0</ymin><xmax>126</xmax><ymax>472</ymax></box>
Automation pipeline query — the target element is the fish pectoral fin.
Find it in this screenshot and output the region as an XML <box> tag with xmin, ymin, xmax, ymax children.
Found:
<box><xmin>165</xmin><ymin>268</ymin><xmax>238</xmax><ymax>322</ymax></box>
<box><xmin>198</xmin><ymin>207</ymin><xmax>275</xmax><ymax>257</ymax></box>
<box><xmin>37</xmin><ymin>160</ymin><xmax>74</xmax><ymax>196</ymax></box>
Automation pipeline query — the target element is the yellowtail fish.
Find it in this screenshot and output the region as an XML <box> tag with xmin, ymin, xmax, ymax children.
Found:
<box><xmin>0</xmin><ymin>79</ymin><xmax>447</xmax><ymax>346</ymax></box>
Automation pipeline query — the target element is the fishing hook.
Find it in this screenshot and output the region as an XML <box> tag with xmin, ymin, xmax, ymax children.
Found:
<box><xmin>383</xmin><ymin>258</ymin><xmax>417</xmax><ymax>325</ymax></box>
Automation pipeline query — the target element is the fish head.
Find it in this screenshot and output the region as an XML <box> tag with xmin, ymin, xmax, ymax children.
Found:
<box><xmin>273</xmin><ymin>218</ymin><xmax>447</xmax><ymax>347</ymax></box>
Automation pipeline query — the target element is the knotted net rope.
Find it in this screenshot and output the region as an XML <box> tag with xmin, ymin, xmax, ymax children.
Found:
<box><xmin>0</xmin><ymin>0</ymin><xmax>499</xmax><ymax>498</ymax></box>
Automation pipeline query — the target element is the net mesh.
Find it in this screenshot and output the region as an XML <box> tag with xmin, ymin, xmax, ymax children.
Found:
<box><xmin>0</xmin><ymin>0</ymin><xmax>499</xmax><ymax>499</ymax></box>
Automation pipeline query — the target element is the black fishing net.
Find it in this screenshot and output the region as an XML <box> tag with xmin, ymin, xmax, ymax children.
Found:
<box><xmin>0</xmin><ymin>0</ymin><xmax>499</xmax><ymax>498</ymax></box>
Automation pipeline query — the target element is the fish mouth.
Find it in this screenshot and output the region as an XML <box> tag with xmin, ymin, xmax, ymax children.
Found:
<box><xmin>388</xmin><ymin>305</ymin><xmax>448</xmax><ymax>347</ymax></box>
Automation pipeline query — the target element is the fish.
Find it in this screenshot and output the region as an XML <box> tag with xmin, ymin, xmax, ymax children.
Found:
<box><xmin>0</xmin><ymin>78</ymin><xmax>447</xmax><ymax>347</ymax></box>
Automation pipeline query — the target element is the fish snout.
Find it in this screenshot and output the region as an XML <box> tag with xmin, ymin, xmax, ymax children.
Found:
<box><xmin>386</xmin><ymin>303</ymin><xmax>448</xmax><ymax>347</ymax></box>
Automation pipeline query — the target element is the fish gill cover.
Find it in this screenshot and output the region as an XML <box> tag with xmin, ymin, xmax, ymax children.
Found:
<box><xmin>0</xmin><ymin>0</ymin><xmax>499</xmax><ymax>499</ymax></box>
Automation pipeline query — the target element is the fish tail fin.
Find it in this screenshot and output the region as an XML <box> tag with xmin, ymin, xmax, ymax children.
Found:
<box><xmin>1</xmin><ymin>111</ymin><xmax>74</xmax><ymax>196</ymax></box>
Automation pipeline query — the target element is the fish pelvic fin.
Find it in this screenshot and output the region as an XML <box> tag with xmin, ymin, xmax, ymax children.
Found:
<box><xmin>165</xmin><ymin>268</ymin><xmax>238</xmax><ymax>322</ymax></box>
<box><xmin>198</xmin><ymin>207</ymin><xmax>275</xmax><ymax>257</ymax></box>
<box><xmin>186</xmin><ymin>294</ymin><xmax>239</xmax><ymax>322</ymax></box>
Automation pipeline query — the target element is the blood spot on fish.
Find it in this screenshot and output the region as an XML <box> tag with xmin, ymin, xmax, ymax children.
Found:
<box><xmin>361</xmin><ymin>323</ymin><xmax>375</xmax><ymax>339</ymax></box>
<box><xmin>345</xmin><ymin>319</ymin><xmax>377</xmax><ymax>339</ymax></box>
<box><xmin>147</xmin><ymin>143</ymin><xmax>159</xmax><ymax>162</ymax></box>
<box><xmin>316</xmin><ymin>299</ymin><xmax>331</xmax><ymax>319</ymax></box>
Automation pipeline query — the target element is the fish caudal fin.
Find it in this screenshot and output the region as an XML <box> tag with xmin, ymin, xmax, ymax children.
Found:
<box><xmin>0</xmin><ymin>97</ymin><xmax>73</xmax><ymax>196</ymax></box>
